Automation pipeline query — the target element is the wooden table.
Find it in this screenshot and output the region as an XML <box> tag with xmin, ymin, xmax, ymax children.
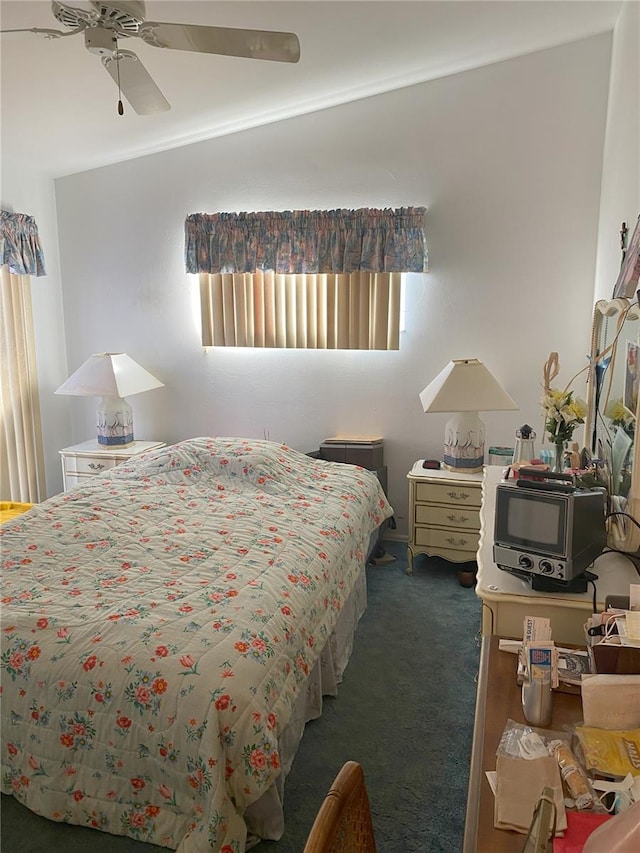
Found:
<box><xmin>463</xmin><ymin>635</ymin><xmax>583</xmax><ymax>852</ymax></box>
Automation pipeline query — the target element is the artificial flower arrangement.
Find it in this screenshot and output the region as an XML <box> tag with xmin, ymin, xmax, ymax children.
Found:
<box><xmin>541</xmin><ymin>352</ymin><xmax>587</xmax><ymax>470</ymax></box>
<box><xmin>541</xmin><ymin>352</ymin><xmax>587</xmax><ymax>445</ymax></box>
<box><xmin>605</xmin><ymin>398</ymin><xmax>635</xmax><ymax>439</ymax></box>
<box><xmin>540</xmin><ymin>354</ymin><xmax>632</xmax><ymax>496</ymax></box>
<box><xmin>541</xmin><ymin>387</ymin><xmax>587</xmax><ymax>446</ymax></box>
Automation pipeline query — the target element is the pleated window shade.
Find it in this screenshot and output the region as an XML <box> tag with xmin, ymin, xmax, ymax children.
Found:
<box><xmin>199</xmin><ymin>270</ymin><xmax>402</xmax><ymax>350</ymax></box>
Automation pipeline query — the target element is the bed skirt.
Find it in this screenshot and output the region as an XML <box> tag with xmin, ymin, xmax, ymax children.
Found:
<box><xmin>245</xmin><ymin>562</ymin><xmax>368</xmax><ymax>845</ymax></box>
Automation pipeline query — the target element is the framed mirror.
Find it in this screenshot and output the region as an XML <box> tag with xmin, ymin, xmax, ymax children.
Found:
<box><xmin>585</xmin><ymin>297</ymin><xmax>640</xmax><ymax>550</ymax></box>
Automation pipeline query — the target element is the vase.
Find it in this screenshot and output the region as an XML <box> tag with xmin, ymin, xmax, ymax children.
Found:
<box><xmin>552</xmin><ymin>442</ymin><xmax>567</xmax><ymax>473</ymax></box>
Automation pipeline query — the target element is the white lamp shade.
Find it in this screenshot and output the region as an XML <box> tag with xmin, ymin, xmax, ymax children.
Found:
<box><xmin>419</xmin><ymin>359</ymin><xmax>517</xmax><ymax>473</ymax></box>
<box><xmin>55</xmin><ymin>353</ymin><xmax>163</xmax><ymax>398</ymax></box>
<box><xmin>419</xmin><ymin>359</ymin><xmax>518</xmax><ymax>413</ymax></box>
<box><xmin>55</xmin><ymin>353</ymin><xmax>163</xmax><ymax>447</ymax></box>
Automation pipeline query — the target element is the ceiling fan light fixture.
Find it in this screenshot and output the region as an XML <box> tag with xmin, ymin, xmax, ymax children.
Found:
<box><xmin>84</xmin><ymin>25</ymin><xmax>116</xmax><ymax>56</ymax></box>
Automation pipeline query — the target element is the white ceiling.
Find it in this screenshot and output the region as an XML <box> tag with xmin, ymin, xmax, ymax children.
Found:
<box><xmin>0</xmin><ymin>1</ymin><xmax>622</xmax><ymax>179</ymax></box>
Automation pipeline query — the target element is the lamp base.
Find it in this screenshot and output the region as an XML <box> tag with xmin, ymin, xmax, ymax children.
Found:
<box><xmin>98</xmin><ymin>436</ymin><xmax>135</xmax><ymax>447</ymax></box>
<box><xmin>443</xmin><ymin>411</ymin><xmax>485</xmax><ymax>474</ymax></box>
<box><xmin>97</xmin><ymin>396</ymin><xmax>134</xmax><ymax>447</ymax></box>
<box><xmin>442</xmin><ymin>461</ymin><xmax>483</xmax><ymax>475</ymax></box>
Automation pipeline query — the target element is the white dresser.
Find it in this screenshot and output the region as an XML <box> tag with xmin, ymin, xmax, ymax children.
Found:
<box><xmin>59</xmin><ymin>440</ymin><xmax>165</xmax><ymax>491</ymax></box>
<box><xmin>476</xmin><ymin>465</ymin><xmax>638</xmax><ymax>645</ymax></box>
<box><xmin>406</xmin><ymin>462</ymin><xmax>484</xmax><ymax>574</ymax></box>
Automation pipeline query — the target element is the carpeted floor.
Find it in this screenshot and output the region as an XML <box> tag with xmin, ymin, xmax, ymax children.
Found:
<box><xmin>1</xmin><ymin>539</ymin><xmax>482</xmax><ymax>853</ymax></box>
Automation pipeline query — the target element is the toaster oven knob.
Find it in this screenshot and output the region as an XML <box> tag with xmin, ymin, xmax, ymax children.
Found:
<box><xmin>539</xmin><ymin>560</ymin><xmax>554</xmax><ymax>574</ymax></box>
<box><xmin>518</xmin><ymin>555</ymin><xmax>534</xmax><ymax>569</ymax></box>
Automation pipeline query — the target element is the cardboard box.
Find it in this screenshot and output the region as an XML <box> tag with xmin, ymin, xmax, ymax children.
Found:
<box><xmin>591</xmin><ymin>643</ymin><xmax>640</xmax><ymax>675</ymax></box>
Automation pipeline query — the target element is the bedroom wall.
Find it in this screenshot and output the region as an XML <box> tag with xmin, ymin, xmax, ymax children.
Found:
<box><xmin>0</xmin><ymin>163</ymin><xmax>69</xmax><ymax>497</ymax></box>
<box><xmin>49</xmin><ymin>33</ymin><xmax>613</xmax><ymax>535</ymax></box>
<box><xmin>594</xmin><ymin>0</ymin><xmax>640</xmax><ymax>302</ymax></box>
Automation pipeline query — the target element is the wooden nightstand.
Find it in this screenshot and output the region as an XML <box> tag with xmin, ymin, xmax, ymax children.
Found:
<box><xmin>406</xmin><ymin>461</ymin><xmax>483</xmax><ymax>576</ymax></box>
<box><xmin>59</xmin><ymin>440</ymin><xmax>165</xmax><ymax>491</ymax></box>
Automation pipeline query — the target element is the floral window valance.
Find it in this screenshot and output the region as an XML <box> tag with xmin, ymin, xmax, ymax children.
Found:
<box><xmin>0</xmin><ymin>210</ymin><xmax>46</xmax><ymax>277</ymax></box>
<box><xmin>185</xmin><ymin>207</ymin><xmax>427</xmax><ymax>275</ymax></box>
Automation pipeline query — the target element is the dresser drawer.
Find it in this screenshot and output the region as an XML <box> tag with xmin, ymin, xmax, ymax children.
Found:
<box><xmin>59</xmin><ymin>441</ymin><xmax>165</xmax><ymax>493</ymax></box>
<box><xmin>415</xmin><ymin>504</ymin><xmax>480</xmax><ymax>530</ymax></box>
<box><xmin>63</xmin><ymin>473</ymin><xmax>90</xmax><ymax>489</ymax></box>
<box><xmin>414</xmin><ymin>525</ymin><xmax>479</xmax><ymax>553</ymax></box>
<box><xmin>62</xmin><ymin>455</ymin><xmax>119</xmax><ymax>475</ymax></box>
<box><xmin>415</xmin><ymin>481</ymin><xmax>482</xmax><ymax>507</ymax></box>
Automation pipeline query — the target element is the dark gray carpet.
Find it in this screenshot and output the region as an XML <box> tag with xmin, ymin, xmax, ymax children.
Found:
<box><xmin>1</xmin><ymin>540</ymin><xmax>481</xmax><ymax>852</ymax></box>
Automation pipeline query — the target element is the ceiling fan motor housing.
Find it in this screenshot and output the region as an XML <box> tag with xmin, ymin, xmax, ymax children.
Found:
<box><xmin>53</xmin><ymin>1</ymin><xmax>145</xmax><ymax>35</ymax></box>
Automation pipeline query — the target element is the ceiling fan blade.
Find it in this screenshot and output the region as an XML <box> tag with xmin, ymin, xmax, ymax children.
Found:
<box><xmin>0</xmin><ymin>27</ymin><xmax>78</xmax><ymax>38</ymax></box>
<box><xmin>138</xmin><ymin>21</ymin><xmax>300</xmax><ymax>63</ymax></box>
<box><xmin>102</xmin><ymin>50</ymin><xmax>170</xmax><ymax>115</ymax></box>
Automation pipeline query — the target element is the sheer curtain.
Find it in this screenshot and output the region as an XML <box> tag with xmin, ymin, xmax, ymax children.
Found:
<box><xmin>0</xmin><ymin>211</ymin><xmax>47</xmax><ymax>502</ymax></box>
<box><xmin>187</xmin><ymin>207</ymin><xmax>426</xmax><ymax>351</ymax></box>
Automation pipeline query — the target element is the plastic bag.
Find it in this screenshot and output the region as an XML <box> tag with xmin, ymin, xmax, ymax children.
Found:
<box><xmin>497</xmin><ymin>719</ymin><xmax>569</xmax><ymax>760</ymax></box>
<box><xmin>547</xmin><ymin>739</ymin><xmax>594</xmax><ymax>810</ymax></box>
<box><xmin>574</xmin><ymin>726</ymin><xmax>640</xmax><ymax>778</ymax></box>
<box><xmin>497</xmin><ymin>720</ymin><xmax>550</xmax><ymax>759</ymax></box>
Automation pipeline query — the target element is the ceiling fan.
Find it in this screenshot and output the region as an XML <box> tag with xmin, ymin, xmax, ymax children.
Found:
<box><xmin>1</xmin><ymin>1</ymin><xmax>300</xmax><ymax>115</ymax></box>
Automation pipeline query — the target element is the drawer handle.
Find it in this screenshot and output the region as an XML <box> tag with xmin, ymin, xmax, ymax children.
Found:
<box><xmin>88</xmin><ymin>462</ymin><xmax>105</xmax><ymax>471</ymax></box>
<box><xmin>446</xmin><ymin>490</ymin><xmax>470</xmax><ymax>501</ymax></box>
<box><xmin>447</xmin><ymin>513</ymin><xmax>469</xmax><ymax>524</ymax></box>
<box><xmin>445</xmin><ymin>536</ymin><xmax>469</xmax><ymax>547</ymax></box>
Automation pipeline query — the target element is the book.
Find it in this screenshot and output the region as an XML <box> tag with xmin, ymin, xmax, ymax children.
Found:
<box><xmin>321</xmin><ymin>436</ymin><xmax>383</xmax><ymax>445</ymax></box>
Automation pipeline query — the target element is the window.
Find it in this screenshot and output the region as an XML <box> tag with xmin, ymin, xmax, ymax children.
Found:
<box><xmin>186</xmin><ymin>207</ymin><xmax>426</xmax><ymax>351</ymax></box>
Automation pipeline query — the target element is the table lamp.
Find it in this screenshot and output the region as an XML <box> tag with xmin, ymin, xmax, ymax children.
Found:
<box><xmin>55</xmin><ymin>352</ymin><xmax>163</xmax><ymax>447</ymax></box>
<box><xmin>419</xmin><ymin>358</ymin><xmax>518</xmax><ymax>473</ymax></box>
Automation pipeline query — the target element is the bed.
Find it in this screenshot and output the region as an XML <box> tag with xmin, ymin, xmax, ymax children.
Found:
<box><xmin>1</xmin><ymin>437</ymin><xmax>392</xmax><ymax>852</ymax></box>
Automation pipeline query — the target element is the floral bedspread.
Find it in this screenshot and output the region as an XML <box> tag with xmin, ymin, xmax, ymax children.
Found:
<box><xmin>1</xmin><ymin>438</ymin><xmax>392</xmax><ymax>852</ymax></box>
